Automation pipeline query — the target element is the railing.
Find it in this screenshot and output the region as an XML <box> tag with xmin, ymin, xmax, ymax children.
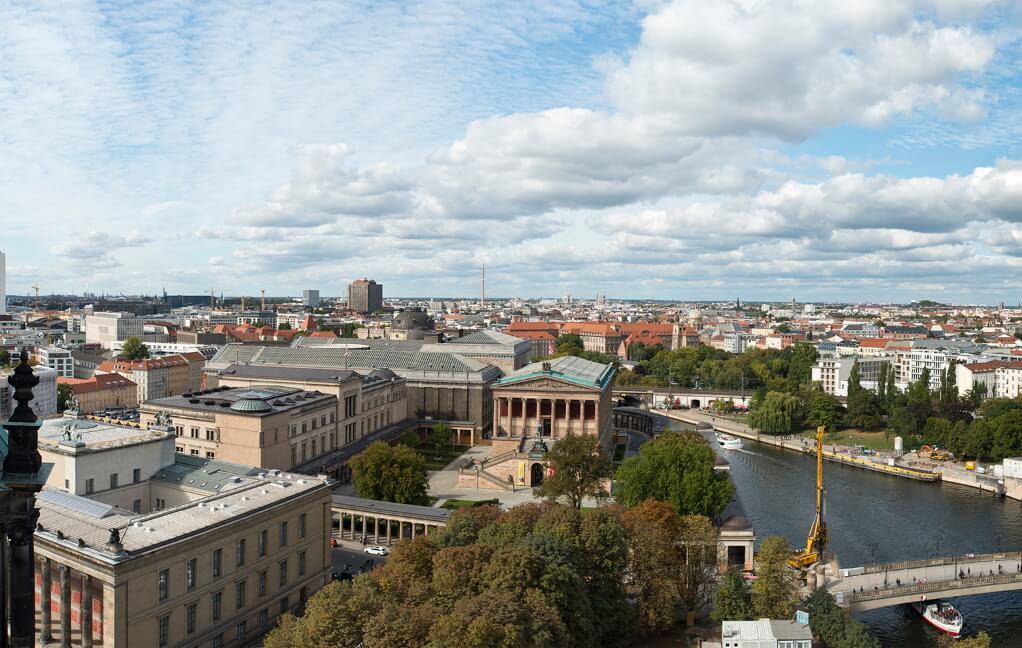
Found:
<box><xmin>855</xmin><ymin>552</ymin><xmax>1022</xmax><ymax>575</ymax></box>
<box><xmin>838</xmin><ymin>571</ymin><xmax>1022</xmax><ymax>604</ymax></box>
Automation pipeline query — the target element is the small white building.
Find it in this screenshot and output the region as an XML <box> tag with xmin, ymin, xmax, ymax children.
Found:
<box><xmin>1</xmin><ymin>364</ymin><xmax>57</xmax><ymax>418</ymax></box>
<box><xmin>35</xmin><ymin>345</ymin><xmax>74</xmax><ymax>378</ymax></box>
<box><xmin>721</xmin><ymin>619</ymin><xmax>812</xmax><ymax>648</ymax></box>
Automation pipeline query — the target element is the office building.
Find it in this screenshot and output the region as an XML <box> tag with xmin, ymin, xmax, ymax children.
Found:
<box><xmin>85</xmin><ymin>312</ymin><xmax>144</xmax><ymax>349</ymax></box>
<box><xmin>34</xmin><ymin>345</ymin><xmax>74</xmax><ymax>378</ymax></box>
<box><xmin>347</xmin><ymin>278</ymin><xmax>382</xmax><ymax>314</ymax></box>
<box><xmin>97</xmin><ymin>352</ymin><xmax>205</xmax><ymax>403</ymax></box>
<box><xmin>302</xmin><ymin>289</ymin><xmax>320</xmax><ymax>308</ymax></box>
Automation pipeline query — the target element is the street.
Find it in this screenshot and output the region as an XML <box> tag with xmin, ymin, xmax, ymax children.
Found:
<box><xmin>331</xmin><ymin>539</ymin><xmax>388</xmax><ymax>579</ymax></box>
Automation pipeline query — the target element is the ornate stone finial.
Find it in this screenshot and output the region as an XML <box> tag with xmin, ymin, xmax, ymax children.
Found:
<box><xmin>8</xmin><ymin>348</ymin><xmax>38</xmax><ymax>424</ymax></box>
<box><xmin>4</xmin><ymin>347</ymin><xmax>42</xmax><ymax>476</ymax></box>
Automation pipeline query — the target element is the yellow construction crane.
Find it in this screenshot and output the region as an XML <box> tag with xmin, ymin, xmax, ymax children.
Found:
<box><xmin>31</xmin><ymin>284</ymin><xmax>40</xmax><ymax>311</ymax></box>
<box><xmin>789</xmin><ymin>425</ymin><xmax>828</xmax><ymax>569</ymax></box>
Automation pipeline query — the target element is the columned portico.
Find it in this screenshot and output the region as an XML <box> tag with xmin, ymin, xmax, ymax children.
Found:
<box><xmin>332</xmin><ymin>496</ymin><xmax>451</xmax><ymax>547</ymax></box>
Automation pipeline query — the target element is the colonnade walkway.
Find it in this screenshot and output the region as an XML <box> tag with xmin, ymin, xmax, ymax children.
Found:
<box><xmin>332</xmin><ymin>495</ymin><xmax>451</xmax><ymax>545</ymax></box>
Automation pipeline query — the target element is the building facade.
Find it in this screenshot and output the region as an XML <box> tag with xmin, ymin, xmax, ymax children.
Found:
<box><xmin>302</xmin><ymin>290</ymin><xmax>320</xmax><ymax>308</ymax></box>
<box><xmin>58</xmin><ymin>374</ymin><xmax>139</xmax><ymax>413</ymax></box>
<box><xmin>97</xmin><ymin>352</ymin><xmax>205</xmax><ymax>404</ymax></box>
<box><xmin>347</xmin><ymin>278</ymin><xmax>382</xmax><ymax>314</ymax></box>
<box><xmin>140</xmin><ymin>386</ymin><xmax>338</xmax><ymax>470</ymax></box>
<box><xmin>85</xmin><ymin>312</ymin><xmax>144</xmax><ymax>349</ymax></box>
<box><xmin>35</xmin><ymin>345</ymin><xmax>74</xmax><ymax>378</ymax></box>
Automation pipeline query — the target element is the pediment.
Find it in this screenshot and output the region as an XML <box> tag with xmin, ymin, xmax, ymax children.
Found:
<box><xmin>495</xmin><ymin>377</ymin><xmax>598</xmax><ymax>393</ymax></box>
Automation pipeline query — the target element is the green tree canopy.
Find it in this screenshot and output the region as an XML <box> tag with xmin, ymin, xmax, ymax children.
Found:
<box><xmin>57</xmin><ymin>383</ymin><xmax>74</xmax><ymax>413</ymax></box>
<box><xmin>615</xmin><ymin>431</ymin><xmax>734</xmax><ymax>517</ymax></box>
<box><xmin>712</xmin><ymin>570</ymin><xmax>753</xmax><ymax>622</ymax></box>
<box><xmin>431</xmin><ymin>423</ymin><xmax>451</xmax><ymax>458</ymax></box>
<box><xmin>803</xmin><ymin>588</ymin><xmax>880</xmax><ymax>648</ymax></box>
<box><xmin>750</xmin><ymin>537</ymin><xmax>800</xmax><ymax>619</ymax></box>
<box><xmin>350</xmin><ymin>441</ymin><xmax>430</xmax><ymax>505</ymax></box>
<box><xmin>119</xmin><ymin>336</ymin><xmax>149</xmax><ymax>360</ymax></box>
<box><xmin>748</xmin><ymin>391</ymin><xmax>802</xmax><ymax>435</ymax></box>
<box><xmin>533</xmin><ymin>434</ymin><xmax>614</xmax><ymax>508</ymax></box>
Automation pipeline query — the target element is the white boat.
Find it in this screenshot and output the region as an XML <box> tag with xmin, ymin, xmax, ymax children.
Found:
<box><xmin>915</xmin><ymin>601</ymin><xmax>963</xmax><ymax>636</ymax></box>
<box><xmin>715</xmin><ymin>433</ymin><xmax>743</xmax><ymax>450</ymax></box>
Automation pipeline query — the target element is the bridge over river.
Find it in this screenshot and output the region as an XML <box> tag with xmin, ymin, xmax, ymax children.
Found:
<box><xmin>828</xmin><ymin>552</ymin><xmax>1022</xmax><ymax>612</ymax></box>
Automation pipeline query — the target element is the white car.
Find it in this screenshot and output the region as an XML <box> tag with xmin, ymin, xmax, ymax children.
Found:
<box><xmin>364</xmin><ymin>545</ymin><xmax>389</xmax><ymax>556</ymax></box>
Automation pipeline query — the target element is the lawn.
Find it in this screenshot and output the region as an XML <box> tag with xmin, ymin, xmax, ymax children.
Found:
<box><xmin>441</xmin><ymin>498</ymin><xmax>500</xmax><ymax>510</ymax></box>
<box><xmin>801</xmin><ymin>428</ymin><xmax>895</xmax><ymax>451</ymax></box>
<box><xmin>416</xmin><ymin>444</ymin><xmax>471</xmax><ymax>470</ymax></box>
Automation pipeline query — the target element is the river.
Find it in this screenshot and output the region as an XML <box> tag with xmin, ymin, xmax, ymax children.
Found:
<box><xmin>709</xmin><ymin>433</ymin><xmax>1022</xmax><ymax>646</ymax></box>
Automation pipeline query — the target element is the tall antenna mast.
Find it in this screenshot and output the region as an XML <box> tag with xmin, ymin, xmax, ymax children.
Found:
<box><xmin>261</xmin><ymin>289</ymin><xmax>266</xmax><ymax>312</ymax></box>
<box><xmin>480</xmin><ymin>264</ymin><xmax>485</xmax><ymax>307</ymax></box>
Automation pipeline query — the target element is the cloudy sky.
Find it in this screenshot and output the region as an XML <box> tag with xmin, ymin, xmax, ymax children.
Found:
<box><xmin>3</xmin><ymin>0</ymin><xmax>1022</xmax><ymax>303</ymax></box>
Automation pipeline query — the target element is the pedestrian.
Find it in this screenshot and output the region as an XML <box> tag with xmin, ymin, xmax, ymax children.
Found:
<box><xmin>896</xmin><ymin>578</ymin><xmax>901</xmax><ymax>587</ymax></box>
<box><xmin>968</xmin><ymin>567</ymin><xmax>971</xmax><ymax>576</ymax></box>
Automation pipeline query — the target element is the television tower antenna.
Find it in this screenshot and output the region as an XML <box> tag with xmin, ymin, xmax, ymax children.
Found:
<box><xmin>480</xmin><ymin>264</ymin><xmax>485</xmax><ymax>307</ymax></box>
<box><xmin>261</xmin><ymin>289</ymin><xmax>266</xmax><ymax>312</ymax></box>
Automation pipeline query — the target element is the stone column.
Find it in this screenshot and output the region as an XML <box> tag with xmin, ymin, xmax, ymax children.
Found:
<box><xmin>552</xmin><ymin>399</ymin><xmax>559</xmax><ymax>438</ymax></box>
<box><xmin>9</xmin><ymin>516</ymin><xmax>37</xmax><ymax>648</ymax></box>
<box><xmin>82</xmin><ymin>574</ymin><xmax>93</xmax><ymax>648</ymax></box>
<box><xmin>40</xmin><ymin>557</ymin><xmax>52</xmax><ymax>644</ymax></box>
<box><xmin>386</xmin><ymin>519</ymin><xmax>392</xmax><ymax>545</ymax></box>
<box><xmin>398</xmin><ymin>520</ymin><xmax>404</xmax><ymax>541</ymax></box>
<box><xmin>60</xmin><ymin>564</ymin><xmax>71</xmax><ymax>648</ymax></box>
<box><xmin>410</xmin><ymin>524</ymin><xmax>417</xmax><ymax>539</ymax></box>
<box><xmin>424</xmin><ymin>525</ymin><xmax>430</xmax><ymax>537</ymax></box>
<box><xmin>360</xmin><ymin>515</ymin><xmax>366</xmax><ymax>542</ymax></box>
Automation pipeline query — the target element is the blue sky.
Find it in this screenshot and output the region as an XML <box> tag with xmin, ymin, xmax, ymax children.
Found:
<box><xmin>3</xmin><ymin>0</ymin><xmax>1022</xmax><ymax>303</ymax></box>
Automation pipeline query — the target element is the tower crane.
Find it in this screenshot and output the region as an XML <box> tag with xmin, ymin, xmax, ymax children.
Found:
<box><xmin>31</xmin><ymin>284</ymin><xmax>40</xmax><ymax>311</ymax></box>
<box><xmin>789</xmin><ymin>425</ymin><xmax>828</xmax><ymax>569</ymax></box>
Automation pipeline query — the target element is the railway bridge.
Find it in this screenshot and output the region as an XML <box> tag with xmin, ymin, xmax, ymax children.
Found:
<box><xmin>826</xmin><ymin>552</ymin><xmax>1022</xmax><ymax>611</ymax></box>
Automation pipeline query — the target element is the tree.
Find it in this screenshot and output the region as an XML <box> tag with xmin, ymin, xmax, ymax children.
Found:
<box><xmin>615</xmin><ymin>431</ymin><xmax>735</xmax><ymax>517</ymax></box>
<box><xmin>262</xmin><ymin>613</ymin><xmax>300</xmax><ymax>648</ymax></box>
<box><xmin>278</xmin><ymin>322</ymin><xmax>292</xmax><ymax>330</ymax></box>
<box><xmin>620</xmin><ymin>500</ymin><xmax>684</xmax><ymax>634</ymax></box>
<box><xmin>119</xmin><ymin>336</ymin><xmax>149</xmax><ymax>360</ymax></box>
<box><xmin>805</xmin><ymin>388</ymin><xmax>844</xmax><ymax>431</ymax></box>
<box><xmin>885</xmin><ymin>368</ymin><xmax>898</xmax><ymax>414</ymax></box>
<box><xmin>677</xmin><ymin>515</ymin><xmax>719</xmax><ymax>627</ymax></box>
<box><xmin>0</xmin><ymin>349</ymin><xmax>9</xmax><ymax>366</ymax></box>
<box><xmin>847</xmin><ymin>359</ymin><xmax>862</xmax><ymax>399</ymax></box>
<box><xmin>712</xmin><ymin>570</ymin><xmax>753</xmax><ymax>621</ymax></box>
<box><xmin>431</xmin><ymin>423</ymin><xmax>451</xmax><ymax>459</ymax></box>
<box><xmin>555</xmin><ymin>334</ymin><xmax>584</xmax><ymax>356</ymax></box>
<box><xmin>748</xmin><ymin>391</ymin><xmax>801</xmax><ymax>435</ymax></box>
<box><xmin>350</xmin><ymin>442</ymin><xmax>430</xmax><ymax>505</ymax></box>
<box><xmin>750</xmin><ymin>537</ymin><xmax>800</xmax><ymax>619</ymax></box>
<box><xmin>533</xmin><ymin>434</ymin><xmax>613</xmax><ymax>508</ymax></box>
<box><xmin>786</xmin><ymin>343</ymin><xmax>819</xmax><ymax>390</ymax></box>
<box><xmin>401</xmin><ymin>428</ymin><xmax>421</xmax><ymax>447</ymax></box>
<box><xmin>803</xmin><ymin>588</ymin><xmax>880</xmax><ymax>648</ymax></box>
<box><xmin>939</xmin><ymin>631</ymin><xmax>990</xmax><ymax>648</ymax></box>
<box><xmin>57</xmin><ymin>383</ymin><xmax>74</xmax><ymax>413</ymax></box>
<box><xmin>845</xmin><ymin>390</ymin><xmax>885</xmax><ymax>431</ymax></box>
<box><xmin>877</xmin><ymin>363</ymin><xmax>889</xmax><ymax>409</ymax></box>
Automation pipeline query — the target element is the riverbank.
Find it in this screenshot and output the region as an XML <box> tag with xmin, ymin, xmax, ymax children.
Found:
<box><xmin>663</xmin><ymin>410</ymin><xmax>1017</xmax><ymax>499</ymax></box>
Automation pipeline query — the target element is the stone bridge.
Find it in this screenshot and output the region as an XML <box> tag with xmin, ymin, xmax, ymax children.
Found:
<box><xmin>827</xmin><ymin>552</ymin><xmax>1022</xmax><ymax>611</ymax></box>
<box><xmin>612</xmin><ymin>387</ymin><xmax>752</xmax><ymax>409</ymax></box>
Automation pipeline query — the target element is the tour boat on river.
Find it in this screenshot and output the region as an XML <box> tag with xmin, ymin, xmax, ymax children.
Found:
<box><xmin>915</xmin><ymin>600</ymin><xmax>963</xmax><ymax>636</ymax></box>
<box><xmin>715</xmin><ymin>433</ymin><xmax>743</xmax><ymax>450</ymax></box>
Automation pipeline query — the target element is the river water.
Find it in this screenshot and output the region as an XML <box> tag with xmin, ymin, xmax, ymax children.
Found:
<box><xmin>710</xmin><ymin>434</ymin><xmax>1022</xmax><ymax>646</ymax></box>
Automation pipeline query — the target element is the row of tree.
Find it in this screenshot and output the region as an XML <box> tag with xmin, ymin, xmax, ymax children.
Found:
<box><xmin>265</xmin><ymin>500</ymin><xmax>722</xmax><ymax>648</ymax></box>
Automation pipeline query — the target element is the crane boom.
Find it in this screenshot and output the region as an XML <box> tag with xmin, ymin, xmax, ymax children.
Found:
<box><xmin>789</xmin><ymin>425</ymin><xmax>828</xmax><ymax>569</ymax></box>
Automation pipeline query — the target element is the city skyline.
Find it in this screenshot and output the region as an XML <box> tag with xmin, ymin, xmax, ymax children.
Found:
<box><xmin>3</xmin><ymin>1</ymin><xmax>1022</xmax><ymax>301</ymax></box>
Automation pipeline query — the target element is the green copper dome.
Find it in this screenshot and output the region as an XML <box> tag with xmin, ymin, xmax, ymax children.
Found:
<box><xmin>230</xmin><ymin>398</ymin><xmax>272</xmax><ymax>413</ymax></box>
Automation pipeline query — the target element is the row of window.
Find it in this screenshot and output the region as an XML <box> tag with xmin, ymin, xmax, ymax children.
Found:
<box><xmin>157</xmin><ymin>514</ymin><xmax>308</xmax><ymax>604</ymax></box>
<box><xmin>158</xmin><ymin>596</ymin><xmax>292</xmax><ymax>648</ymax></box>
<box><xmin>82</xmin><ymin>467</ymin><xmax>143</xmax><ymax>494</ymax></box>
<box><xmin>175</xmin><ymin>446</ymin><xmax>216</xmax><ymax>459</ymax></box>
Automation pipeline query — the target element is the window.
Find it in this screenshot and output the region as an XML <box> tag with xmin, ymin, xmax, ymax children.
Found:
<box><xmin>329</xmin><ymin>412</ymin><xmax>335</xmax><ymax>423</ymax></box>
<box><xmin>298</xmin><ymin>513</ymin><xmax>307</xmax><ymax>539</ymax></box>
<box><xmin>212</xmin><ymin>548</ymin><xmax>222</xmax><ymax>578</ymax></box>
<box><xmin>278</xmin><ymin>560</ymin><xmax>288</xmax><ymax>587</ymax></box>
<box><xmin>236</xmin><ymin>620</ymin><xmax>247</xmax><ymax>642</ymax></box>
<box><xmin>132</xmin><ymin>499</ymin><xmax>141</xmax><ymax>513</ymax></box>
<box><xmin>259</xmin><ymin>529</ymin><xmax>268</xmax><ymax>557</ymax></box>
<box><xmin>236</xmin><ymin>579</ymin><xmax>246</xmax><ymax>609</ymax></box>
<box><xmin>110</xmin><ymin>473</ymin><xmax>118</xmax><ymax>489</ymax></box>
<box><xmin>186</xmin><ymin>603</ymin><xmax>196</xmax><ymax>635</ymax></box>
<box><xmin>289</xmin><ymin>424</ymin><xmax>297</xmax><ymax>438</ymax></box>
<box><xmin>186</xmin><ymin>558</ymin><xmax>196</xmax><ymax>590</ymax></box>
<box><xmin>213</xmin><ymin>633</ymin><xmax>223</xmax><ymax>648</ymax></box>
<box><xmin>175</xmin><ymin>445</ymin><xmax>184</xmax><ymax>453</ymax></box>
<box><xmin>158</xmin><ymin>615</ymin><xmax>170</xmax><ymax>648</ymax></box>
<box><xmin>158</xmin><ymin>568</ymin><xmax>169</xmax><ymax>601</ymax></box>
<box><xmin>311</xmin><ymin>418</ymin><xmax>318</xmax><ymax>430</ymax></box>
<box><xmin>212</xmin><ymin>590</ymin><xmax>222</xmax><ymax>621</ymax></box>
<box><xmin>190</xmin><ymin>449</ymin><xmax>199</xmax><ymax>456</ymax></box>
<box><xmin>290</xmin><ymin>445</ymin><xmax>297</xmax><ymax>466</ymax></box>
<box><xmin>329</xmin><ymin>431</ymin><xmax>335</xmax><ymax>449</ymax></box>
<box><xmin>258</xmin><ymin>569</ymin><xmax>267</xmax><ymax>597</ymax></box>
<box><xmin>206</xmin><ymin>428</ymin><xmax>218</xmax><ymax>441</ymax></box>
<box><xmin>280</xmin><ymin>595</ymin><xmax>289</xmax><ymax>615</ymax></box>
<box><xmin>236</xmin><ymin>539</ymin><xmax>246</xmax><ymax>567</ymax></box>
<box><xmin>298</xmin><ymin>551</ymin><xmax>306</xmax><ymax>577</ymax></box>
<box><xmin>311</xmin><ymin>439</ymin><xmax>317</xmax><ymax>456</ymax></box>
<box><xmin>190</xmin><ymin>426</ymin><xmax>199</xmax><ymax>438</ymax></box>
<box><xmin>301</xmin><ymin>422</ymin><xmax>307</xmax><ymax>434</ymax></box>
<box><xmin>259</xmin><ymin>608</ymin><xmax>269</xmax><ymax>629</ymax></box>
<box><xmin>133</xmin><ymin>468</ymin><xmax>141</xmax><ymax>483</ymax></box>
<box><xmin>85</xmin><ymin>478</ymin><xmax>94</xmax><ymax>494</ymax></box>
<box><xmin>300</xmin><ymin>441</ymin><xmax>306</xmax><ymax>461</ymax></box>
<box><xmin>345</xmin><ymin>394</ymin><xmax>357</xmax><ymax>418</ymax></box>
<box><xmin>206</xmin><ymin>451</ymin><xmax>215</xmax><ymax>459</ymax></box>
<box><xmin>279</xmin><ymin>521</ymin><xmax>288</xmax><ymax>547</ymax></box>
<box><xmin>321</xmin><ymin>415</ymin><xmax>326</xmax><ymax>426</ymax></box>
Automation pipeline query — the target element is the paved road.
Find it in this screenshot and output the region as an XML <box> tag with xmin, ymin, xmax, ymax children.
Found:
<box><xmin>331</xmin><ymin>540</ymin><xmax>388</xmax><ymax>578</ymax></box>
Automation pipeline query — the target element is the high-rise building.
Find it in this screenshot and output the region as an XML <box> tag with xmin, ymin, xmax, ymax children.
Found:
<box><xmin>0</xmin><ymin>250</ymin><xmax>6</xmax><ymax>314</ymax></box>
<box><xmin>347</xmin><ymin>278</ymin><xmax>382</xmax><ymax>314</ymax></box>
<box><xmin>302</xmin><ymin>289</ymin><xmax>320</xmax><ymax>308</ymax></box>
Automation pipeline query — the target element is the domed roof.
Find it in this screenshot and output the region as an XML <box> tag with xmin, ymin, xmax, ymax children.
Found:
<box><xmin>393</xmin><ymin>307</ymin><xmax>435</xmax><ymax>332</ymax></box>
<box><xmin>230</xmin><ymin>398</ymin><xmax>273</xmax><ymax>413</ymax></box>
<box><xmin>368</xmin><ymin>368</ymin><xmax>398</xmax><ymax>381</ymax></box>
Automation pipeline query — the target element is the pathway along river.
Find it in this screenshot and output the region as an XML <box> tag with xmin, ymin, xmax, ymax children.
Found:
<box><xmin>708</xmin><ymin>432</ymin><xmax>1022</xmax><ymax>646</ymax></box>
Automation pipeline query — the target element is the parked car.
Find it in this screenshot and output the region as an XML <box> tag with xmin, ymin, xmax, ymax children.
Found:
<box><xmin>364</xmin><ymin>545</ymin><xmax>389</xmax><ymax>556</ymax></box>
